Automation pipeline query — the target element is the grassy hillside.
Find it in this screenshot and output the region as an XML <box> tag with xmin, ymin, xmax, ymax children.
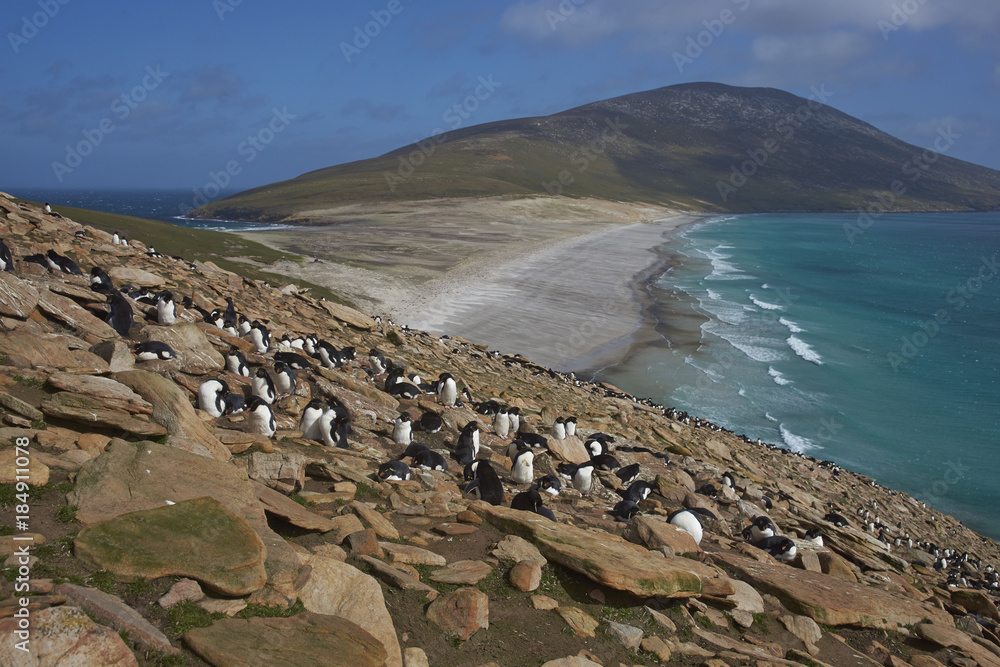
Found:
<box><xmin>189</xmin><ymin>82</ymin><xmax>1000</xmax><ymax>223</ymax></box>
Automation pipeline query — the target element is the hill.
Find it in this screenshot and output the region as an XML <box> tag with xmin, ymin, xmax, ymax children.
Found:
<box><xmin>189</xmin><ymin>82</ymin><xmax>1000</xmax><ymax>223</ymax></box>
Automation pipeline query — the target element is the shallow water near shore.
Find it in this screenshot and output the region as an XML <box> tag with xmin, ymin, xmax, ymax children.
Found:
<box><xmin>598</xmin><ymin>212</ymin><xmax>1000</xmax><ymax>540</ymax></box>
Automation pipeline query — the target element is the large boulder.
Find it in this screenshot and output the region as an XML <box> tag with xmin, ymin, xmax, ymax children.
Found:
<box><xmin>112</xmin><ymin>370</ymin><xmax>230</xmax><ymax>460</ymax></box>
<box><xmin>478</xmin><ymin>504</ymin><xmax>719</xmax><ymax>598</ymax></box>
<box><xmin>75</xmin><ymin>496</ymin><xmax>267</xmax><ymax>596</ymax></box>
<box><xmin>184</xmin><ymin>613</ymin><xmax>387</xmax><ymax>667</ymax></box>
<box><xmin>623</xmin><ymin>515</ymin><xmax>702</xmax><ymax>554</ymax></box>
<box><xmin>40</xmin><ymin>392</ymin><xmax>166</xmax><ymax>437</ymax></box>
<box><xmin>0</xmin><ymin>332</ymin><xmax>109</xmax><ymax>372</ymax></box>
<box><xmin>425</xmin><ymin>588</ymin><xmax>489</xmax><ymax>640</ymax></box>
<box><xmin>712</xmin><ymin>553</ymin><xmax>953</xmax><ymax>629</ymax></box>
<box><xmin>0</xmin><ymin>271</ymin><xmax>39</xmax><ymax>318</ymax></box>
<box><xmin>296</xmin><ymin>554</ymin><xmax>401</xmax><ymax>667</ymax></box>
<box><xmin>0</xmin><ymin>605</ymin><xmax>137</xmax><ymax>667</ymax></box>
<box><xmin>138</xmin><ymin>322</ymin><xmax>224</xmax><ymax>375</ymax></box>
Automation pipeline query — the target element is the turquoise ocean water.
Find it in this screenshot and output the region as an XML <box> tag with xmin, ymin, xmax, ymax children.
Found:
<box><xmin>599</xmin><ymin>212</ymin><xmax>1000</xmax><ymax>540</ymax></box>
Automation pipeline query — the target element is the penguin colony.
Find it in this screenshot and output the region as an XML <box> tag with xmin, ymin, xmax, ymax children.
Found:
<box><xmin>4</xmin><ymin>205</ymin><xmax>999</xmax><ymax>608</ymax></box>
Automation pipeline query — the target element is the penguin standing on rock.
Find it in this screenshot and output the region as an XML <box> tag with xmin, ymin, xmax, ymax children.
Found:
<box><xmin>511</xmin><ymin>448</ymin><xmax>534</xmax><ymax>485</ymax></box>
<box><xmin>463</xmin><ymin>460</ymin><xmax>504</xmax><ymax>506</ymax></box>
<box><xmin>454</xmin><ymin>421</ymin><xmax>480</xmax><ymax>464</ymax></box>
<box><xmin>493</xmin><ymin>407</ymin><xmax>511</xmax><ymax>439</ymax></box>
<box><xmin>226</xmin><ymin>346</ymin><xmax>250</xmax><ymax>377</ymax></box>
<box><xmin>437</xmin><ymin>372</ymin><xmax>458</xmax><ymax>407</ymax></box>
<box><xmin>551</xmin><ymin>417</ymin><xmax>566</xmax><ymax>441</ymax></box>
<box><xmin>90</xmin><ymin>267</ymin><xmax>113</xmax><ymax>292</ymax></box>
<box><xmin>668</xmin><ymin>509</ymin><xmax>704</xmax><ymax>545</ymax></box>
<box><xmin>156</xmin><ymin>291</ymin><xmax>176</xmax><ymax>326</ymax></box>
<box><xmin>272</xmin><ymin>361</ymin><xmax>296</xmax><ymax>397</ymax></box>
<box><xmin>507</xmin><ymin>407</ymin><xmax>521</xmax><ymax>435</ymax></box>
<box><xmin>392</xmin><ymin>414</ymin><xmax>413</xmax><ymax>446</ymax></box>
<box><xmin>0</xmin><ymin>240</ymin><xmax>13</xmax><ymax>272</ymax></box>
<box><xmin>197</xmin><ymin>379</ymin><xmax>228</xmax><ymax>418</ymax></box>
<box><xmin>299</xmin><ymin>398</ymin><xmax>325</xmax><ymax>440</ymax></box>
<box><xmin>246</xmin><ymin>396</ymin><xmax>276</xmax><ymax>437</ymax></box>
<box><xmin>105</xmin><ymin>290</ymin><xmax>133</xmax><ymax>337</ymax></box>
<box><xmin>248</xmin><ymin>321</ymin><xmax>270</xmax><ymax>354</ymax></box>
<box><xmin>251</xmin><ymin>368</ymin><xmax>277</xmax><ymax>405</ymax></box>
<box><xmin>368</xmin><ymin>349</ymin><xmax>387</xmax><ymax>375</ymax></box>
<box><xmin>564</xmin><ymin>416</ymin><xmax>577</xmax><ymax>437</ymax></box>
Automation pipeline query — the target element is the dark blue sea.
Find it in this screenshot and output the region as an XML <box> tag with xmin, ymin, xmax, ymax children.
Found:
<box><xmin>12</xmin><ymin>188</ymin><xmax>290</xmax><ymax>231</ymax></box>
<box><xmin>599</xmin><ymin>212</ymin><xmax>1000</xmax><ymax>540</ymax></box>
<box><xmin>13</xmin><ymin>188</ymin><xmax>1000</xmax><ymax>539</ymax></box>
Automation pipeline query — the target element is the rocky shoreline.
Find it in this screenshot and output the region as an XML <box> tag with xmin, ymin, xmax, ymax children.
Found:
<box><xmin>0</xmin><ymin>194</ymin><xmax>998</xmax><ymax>666</ymax></box>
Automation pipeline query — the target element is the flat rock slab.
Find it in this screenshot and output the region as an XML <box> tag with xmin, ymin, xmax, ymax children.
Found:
<box><xmin>623</xmin><ymin>514</ymin><xmax>702</xmax><ymax>554</ymax></box>
<box><xmin>184</xmin><ymin>612</ymin><xmax>388</xmax><ymax>667</ymax></box>
<box><xmin>75</xmin><ymin>496</ymin><xmax>267</xmax><ymax>596</ymax></box>
<box><xmin>108</xmin><ymin>266</ymin><xmax>164</xmax><ymax>286</ymax></box>
<box><xmin>41</xmin><ymin>392</ymin><xmax>166</xmax><ymax>437</ymax></box>
<box><xmin>139</xmin><ymin>322</ymin><xmax>224</xmax><ymax>375</ymax></box>
<box><xmin>479</xmin><ymin>504</ymin><xmax>711</xmax><ymax>598</ymax></box>
<box><xmin>555</xmin><ymin>606</ymin><xmax>599</xmax><ymax>638</ymax></box>
<box><xmin>296</xmin><ymin>554</ymin><xmax>402</xmax><ymax>667</ymax></box>
<box><xmin>0</xmin><ymin>271</ymin><xmax>39</xmax><ymax>318</ymax></box>
<box><xmin>252</xmin><ymin>480</ymin><xmax>338</xmax><ymax>532</ymax></box>
<box><xmin>37</xmin><ymin>288</ymin><xmax>118</xmax><ymax>340</ymax></box>
<box><xmin>353</xmin><ymin>502</ymin><xmax>400</xmax><ymax>540</ymax></box>
<box><xmin>319</xmin><ymin>300</ymin><xmax>373</xmax><ymax>330</ymax></box>
<box><xmin>54</xmin><ymin>583</ymin><xmax>179</xmax><ymax>655</ymax></box>
<box><xmin>546</xmin><ymin>434</ymin><xmax>590</xmax><ymax>464</ymax></box>
<box><xmin>426</xmin><ymin>587</ymin><xmax>489</xmax><ymax>640</ymax></box>
<box><xmin>430</xmin><ymin>560</ymin><xmax>492</xmax><ymax>585</ymax></box>
<box><xmin>713</xmin><ymin>553</ymin><xmax>953</xmax><ymax>629</ymax></box>
<box><xmin>379</xmin><ymin>542</ymin><xmax>447</xmax><ymax>566</ymax></box>
<box><xmin>47</xmin><ymin>372</ymin><xmax>152</xmax><ymax>413</ymax></box>
<box><xmin>0</xmin><ymin>332</ymin><xmax>109</xmax><ymax>372</ymax></box>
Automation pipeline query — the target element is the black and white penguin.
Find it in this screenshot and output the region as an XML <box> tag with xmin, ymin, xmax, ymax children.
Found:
<box><xmin>386</xmin><ymin>380</ymin><xmax>421</xmax><ymax>399</ymax></box>
<box><xmin>518</xmin><ymin>431</ymin><xmax>548</xmax><ymax>449</ymax></box>
<box><xmin>223</xmin><ymin>297</ymin><xmax>238</xmax><ymax>331</ymax></box>
<box><xmin>248</xmin><ymin>321</ymin><xmax>270</xmax><ymax>354</ymax></box>
<box><xmin>437</xmin><ymin>372</ymin><xmax>458</xmax><ymax>407</ymax></box>
<box><xmin>272</xmin><ymin>361</ymin><xmax>296</xmax><ymax>397</ymax></box>
<box><xmin>510</xmin><ymin>487</ymin><xmax>555</xmax><ymax>520</ymax></box>
<box><xmin>564</xmin><ymin>416</ymin><xmax>577</xmax><ymax>437</ymax></box>
<box><xmin>112</xmin><ymin>232</ymin><xmax>121</xmax><ymax>245</ymax></box>
<box><xmin>155</xmin><ymin>291</ymin><xmax>176</xmax><ymax>326</ymax></box>
<box><xmin>760</xmin><ymin>496</ymin><xmax>774</xmax><ymax>511</ymax></box>
<box><xmin>493</xmin><ymin>407</ymin><xmax>511</xmax><ymax>439</ymax></box>
<box><xmin>251</xmin><ymin>368</ymin><xmax>277</xmax><ymax>405</ymax></box>
<box><xmin>417</xmin><ymin>411</ymin><xmax>443</xmax><ymax>433</ymax></box>
<box><xmin>537</xmin><ymin>474</ymin><xmax>562</xmax><ymax>496</ymax></box>
<box><xmin>463</xmin><ymin>460</ymin><xmax>504</xmax><ymax>506</ymax></box>
<box><xmin>197</xmin><ymin>379</ymin><xmax>228</xmax><ymax>418</ymax></box>
<box><xmin>299</xmin><ymin>398</ymin><xmax>325</xmax><ymax>440</ymax></box>
<box><xmin>246</xmin><ymin>396</ymin><xmax>276</xmax><ymax>438</ymax></box>
<box><xmin>506</xmin><ymin>406</ymin><xmax>521</xmax><ymax>434</ymax></box>
<box><xmin>803</xmin><ymin>527</ymin><xmax>824</xmax><ymax>547</ymax></box>
<box><xmin>722</xmin><ymin>471</ymin><xmax>735</xmax><ymax>489</ymax></box>
<box><xmin>89</xmin><ymin>267</ymin><xmax>113</xmax><ymax>292</ymax></box>
<box><xmin>368</xmin><ymin>349</ymin><xmax>388</xmax><ymax>375</ymax></box>
<box><xmin>392</xmin><ymin>414</ymin><xmax>413</xmax><ymax>446</ymax></box>
<box><xmin>105</xmin><ymin>290</ymin><xmax>133</xmax><ymax>337</ymax></box>
<box><xmin>616</xmin><ymin>463</ymin><xmax>641</xmax><ymax>487</ymax></box>
<box><xmin>610</xmin><ymin>500</ymin><xmax>641</xmax><ymax>522</ymax></box>
<box><xmin>316</xmin><ymin>340</ymin><xmax>341</xmax><ymax>369</ymax></box>
<box><xmin>550</xmin><ymin>417</ymin><xmax>566</xmax><ymax>441</ymax></box>
<box><xmin>823</xmin><ymin>512</ymin><xmax>848</xmax><ymax>528</ymax></box>
<box><xmin>620</xmin><ymin>480</ymin><xmax>654</xmax><ymax>504</ymax></box>
<box><xmin>413</xmin><ymin>448</ymin><xmax>447</xmax><ymax>471</ymax></box>
<box><xmin>45</xmin><ymin>249</ymin><xmax>82</xmax><ymax>275</ymax></box>
<box><xmin>558</xmin><ymin>461</ymin><xmax>595</xmax><ymax>497</ymax></box>
<box><xmin>590</xmin><ymin>454</ymin><xmax>621</xmax><ymax>471</ymax></box>
<box><xmin>273</xmin><ymin>350</ymin><xmax>311</xmax><ymax>370</ymax></box>
<box><xmin>585</xmin><ymin>436</ymin><xmax>610</xmax><ymax>458</ymax></box>
<box><xmin>237</xmin><ymin>315</ymin><xmax>252</xmax><ymax>337</ymax></box>
<box><xmin>747</xmin><ymin>516</ymin><xmax>777</xmax><ymax>543</ymax></box>
<box><xmin>226</xmin><ymin>346</ymin><xmax>251</xmax><ymax>377</ymax></box>
<box><xmin>134</xmin><ymin>341</ymin><xmax>175</xmax><ymax>361</ymax></box>
<box><xmin>455</xmin><ymin>421</ymin><xmax>480</xmax><ymax>461</ymax></box>
<box><xmin>511</xmin><ymin>448</ymin><xmax>534</xmax><ymax>485</ymax></box>
<box><xmin>222</xmin><ymin>393</ymin><xmax>246</xmax><ymax>415</ymax></box>
<box><xmin>668</xmin><ymin>509</ymin><xmax>704</xmax><ymax>545</ymax></box>
<box><xmin>323</xmin><ymin>414</ymin><xmax>350</xmax><ymax>449</ymax></box>
<box><xmin>206</xmin><ymin>309</ymin><xmax>225</xmax><ymax>328</ymax></box>
<box><xmin>378</xmin><ymin>460</ymin><xmax>411</xmax><ymax>482</ymax></box>
<box><xmin>754</xmin><ymin>536</ymin><xmax>797</xmax><ymax>562</ymax></box>
<box><xmin>398</xmin><ymin>442</ymin><xmax>431</xmax><ymax>462</ymax></box>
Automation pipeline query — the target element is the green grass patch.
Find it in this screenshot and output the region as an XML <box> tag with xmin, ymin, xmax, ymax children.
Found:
<box><xmin>166</xmin><ymin>600</ymin><xmax>225</xmax><ymax>637</ymax></box>
<box><xmin>235</xmin><ymin>599</ymin><xmax>305</xmax><ymax>619</ymax></box>
<box><xmin>0</xmin><ymin>525</ymin><xmax>14</xmax><ymax>536</ymax></box>
<box><xmin>124</xmin><ymin>579</ymin><xmax>151</xmax><ymax>598</ymax></box>
<box><xmin>55</xmin><ymin>504</ymin><xmax>78</xmax><ymax>523</ymax></box>
<box><xmin>13</xmin><ymin>375</ymin><xmax>44</xmax><ymax>389</ymax></box>
<box><xmin>88</xmin><ymin>569</ymin><xmax>116</xmax><ymax>594</ymax></box>
<box><xmin>751</xmin><ymin>612</ymin><xmax>771</xmax><ymax>635</ymax></box>
<box><xmin>290</xmin><ymin>494</ymin><xmax>316</xmax><ymax>508</ymax></box>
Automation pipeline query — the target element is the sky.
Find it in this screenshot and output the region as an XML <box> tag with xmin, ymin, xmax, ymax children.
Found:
<box><xmin>2</xmin><ymin>0</ymin><xmax>999</xmax><ymax>195</ymax></box>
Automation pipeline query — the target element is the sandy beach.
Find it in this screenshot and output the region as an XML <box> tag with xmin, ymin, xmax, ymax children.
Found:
<box><xmin>234</xmin><ymin>196</ymin><xmax>697</xmax><ymax>372</ymax></box>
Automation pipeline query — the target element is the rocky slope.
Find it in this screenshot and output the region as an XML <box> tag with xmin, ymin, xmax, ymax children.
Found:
<box><xmin>189</xmin><ymin>82</ymin><xmax>1000</xmax><ymax>222</ymax></box>
<box><xmin>0</xmin><ymin>194</ymin><xmax>999</xmax><ymax>667</ymax></box>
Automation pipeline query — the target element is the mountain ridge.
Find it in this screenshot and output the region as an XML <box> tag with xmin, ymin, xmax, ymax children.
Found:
<box><xmin>189</xmin><ymin>82</ymin><xmax>1000</xmax><ymax>223</ymax></box>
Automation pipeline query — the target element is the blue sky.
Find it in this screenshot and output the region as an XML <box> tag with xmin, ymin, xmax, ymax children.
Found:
<box><xmin>2</xmin><ymin>0</ymin><xmax>999</xmax><ymax>193</ymax></box>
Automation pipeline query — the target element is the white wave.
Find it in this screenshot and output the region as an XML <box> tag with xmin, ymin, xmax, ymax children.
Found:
<box><xmin>780</xmin><ymin>424</ymin><xmax>821</xmax><ymax>453</ymax></box>
<box><xmin>761</xmin><ymin>283</ymin><xmax>771</xmax><ymax>289</ymax></box>
<box><xmin>768</xmin><ymin>366</ymin><xmax>792</xmax><ymax>386</ymax></box>
<box><xmin>727</xmin><ymin>339</ymin><xmax>785</xmax><ymax>363</ymax></box>
<box><xmin>787</xmin><ymin>335</ymin><xmax>823</xmax><ymax>365</ymax></box>
<box><xmin>749</xmin><ymin>295</ymin><xmax>783</xmax><ymax>311</ymax></box>
<box><xmin>706</xmin><ymin>289</ymin><xmax>721</xmax><ymax>300</ymax></box>
<box><xmin>738</xmin><ymin>388</ymin><xmax>747</xmax><ymax>396</ymax></box>
<box><xmin>764</xmin><ymin>412</ymin><xmax>779</xmax><ymax>422</ymax></box>
<box><xmin>778</xmin><ymin>317</ymin><xmax>804</xmax><ymax>334</ymax></box>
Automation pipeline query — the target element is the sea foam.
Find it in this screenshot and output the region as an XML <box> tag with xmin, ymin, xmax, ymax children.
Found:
<box><xmin>787</xmin><ymin>335</ymin><xmax>823</xmax><ymax>365</ymax></box>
